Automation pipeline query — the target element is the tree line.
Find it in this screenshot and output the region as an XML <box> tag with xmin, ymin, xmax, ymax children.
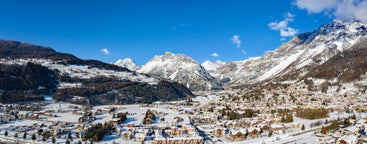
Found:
<box><xmin>0</xmin><ymin>62</ymin><xmax>57</xmax><ymax>103</ymax></box>
<box><xmin>295</xmin><ymin>107</ymin><xmax>329</xmax><ymax>120</ymax></box>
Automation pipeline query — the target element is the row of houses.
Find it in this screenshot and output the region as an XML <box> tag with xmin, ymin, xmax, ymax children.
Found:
<box><xmin>318</xmin><ymin>118</ymin><xmax>367</xmax><ymax>144</ymax></box>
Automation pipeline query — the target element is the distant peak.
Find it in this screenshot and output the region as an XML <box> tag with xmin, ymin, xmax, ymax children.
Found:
<box><xmin>124</xmin><ymin>58</ymin><xmax>133</xmax><ymax>61</ymax></box>
<box><xmin>114</xmin><ymin>58</ymin><xmax>140</xmax><ymax>71</ymax></box>
<box><xmin>164</xmin><ymin>51</ymin><xmax>174</xmax><ymax>56</ymax></box>
<box><xmin>202</xmin><ymin>60</ymin><xmax>213</xmax><ymax>64</ymax></box>
<box><xmin>158</xmin><ymin>52</ymin><xmax>194</xmax><ymax>61</ymax></box>
<box><xmin>138</xmin><ymin>53</ymin><xmax>222</xmax><ymax>91</ymax></box>
<box><xmin>116</xmin><ymin>58</ymin><xmax>133</xmax><ymax>62</ymax></box>
<box><xmin>215</xmin><ymin>60</ymin><xmax>225</xmax><ymax>65</ymax></box>
<box><xmin>321</xmin><ymin>19</ymin><xmax>365</xmax><ymax>30</ymax></box>
<box><xmin>202</xmin><ymin>60</ymin><xmax>225</xmax><ymax>66</ymax></box>
<box><xmin>202</xmin><ymin>60</ymin><xmax>225</xmax><ymax>73</ymax></box>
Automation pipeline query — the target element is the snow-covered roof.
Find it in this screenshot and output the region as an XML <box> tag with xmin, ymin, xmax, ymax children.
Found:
<box><xmin>230</xmin><ymin>129</ymin><xmax>247</xmax><ymax>135</ymax></box>
<box><xmin>340</xmin><ymin>135</ymin><xmax>358</xmax><ymax>144</ymax></box>
<box><xmin>345</xmin><ymin>126</ymin><xmax>359</xmax><ymax>133</ymax></box>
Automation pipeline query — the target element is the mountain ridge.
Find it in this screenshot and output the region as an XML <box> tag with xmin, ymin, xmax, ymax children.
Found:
<box><xmin>116</xmin><ymin>20</ymin><xmax>366</xmax><ymax>90</ymax></box>
<box><xmin>207</xmin><ymin>20</ymin><xmax>367</xmax><ymax>86</ymax></box>
<box><xmin>0</xmin><ymin>40</ymin><xmax>194</xmax><ymax>104</ymax></box>
<box><xmin>1</xmin><ymin>19</ymin><xmax>367</xmax><ymax>103</ymax></box>
<box><xmin>138</xmin><ymin>52</ymin><xmax>223</xmax><ymax>91</ymax></box>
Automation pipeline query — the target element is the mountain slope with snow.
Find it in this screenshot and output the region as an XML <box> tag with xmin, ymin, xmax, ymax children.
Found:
<box><xmin>212</xmin><ymin>20</ymin><xmax>367</xmax><ymax>86</ymax></box>
<box><xmin>114</xmin><ymin>58</ymin><xmax>140</xmax><ymax>71</ymax></box>
<box><xmin>0</xmin><ymin>40</ymin><xmax>194</xmax><ymax>104</ymax></box>
<box><xmin>138</xmin><ymin>52</ymin><xmax>222</xmax><ymax>91</ymax></box>
<box><xmin>201</xmin><ymin>60</ymin><xmax>225</xmax><ymax>73</ymax></box>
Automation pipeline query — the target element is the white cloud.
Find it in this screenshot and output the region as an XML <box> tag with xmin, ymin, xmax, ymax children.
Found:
<box><xmin>280</xmin><ymin>27</ymin><xmax>298</xmax><ymax>37</ymax></box>
<box><xmin>286</xmin><ymin>12</ymin><xmax>295</xmax><ymax>18</ymax></box>
<box><xmin>100</xmin><ymin>48</ymin><xmax>110</xmax><ymax>55</ymax></box>
<box><xmin>335</xmin><ymin>0</ymin><xmax>367</xmax><ymax>22</ymax></box>
<box><xmin>294</xmin><ymin>0</ymin><xmax>336</xmax><ymax>13</ymax></box>
<box><xmin>241</xmin><ymin>49</ymin><xmax>246</xmax><ymax>55</ymax></box>
<box><xmin>231</xmin><ymin>35</ymin><xmax>241</xmax><ymax>48</ymax></box>
<box><xmin>211</xmin><ymin>53</ymin><xmax>219</xmax><ymax>57</ymax></box>
<box><xmin>268</xmin><ymin>12</ymin><xmax>299</xmax><ymax>38</ymax></box>
<box><xmin>294</xmin><ymin>0</ymin><xmax>367</xmax><ymax>23</ymax></box>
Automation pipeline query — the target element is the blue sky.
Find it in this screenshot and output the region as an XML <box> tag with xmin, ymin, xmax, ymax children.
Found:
<box><xmin>0</xmin><ymin>0</ymin><xmax>364</xmax><ymax>65</ymax></box>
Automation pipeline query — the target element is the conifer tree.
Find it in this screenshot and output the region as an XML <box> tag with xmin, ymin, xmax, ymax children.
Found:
<box><xmin>31</xmin><ymin>133</ymin><xmax>37</xmax><ymax>141</ymax></box>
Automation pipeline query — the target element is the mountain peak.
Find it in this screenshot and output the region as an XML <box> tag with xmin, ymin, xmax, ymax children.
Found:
<box><xmin>138</xmin><ymin>52</ymin><xmax>222</xmax><ymax>91</ymax></box>
<box><xmin>114</xmin><ymin>58</ymin><xmax>140</xmax><ymax>71</ymax></box>
<box><xmin>209</xmin><ymin>20</ymin><xmax>367</xmax><ymax>85</ymax></box>
<box><xmin>317</xmin><ymin>19</ymin><xmax>366</xmax><ymax>35</ymax></box>
<box><xmin>202</xmin><ymin>60</ymin><xmax>225</xmax><ymax>73</ymax></box>
<box><xmin>152</xmin><ymin>52</ymin><xmax>199</xmax><ymax>65</ymax></box>
<box><xmin>164</xmin><ymin>51</ymin><xmax>174</xmax><ymax>56</ymax></box>
<box><xmin>215</xmin><ymin>60</ymin><xmax>224</xmax><ymax>64</ymax></box>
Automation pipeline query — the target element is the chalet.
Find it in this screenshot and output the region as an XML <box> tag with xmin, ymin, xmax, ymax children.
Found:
<box><xmin>183</xmin><ymin>126</ymin><xmax>196</xmax><ymax>137</ymax></box>
<box><xmin>121</xmin><ymin>131</ymin><xmax>132</xmax><ymax>140</ymax></box>
<box><xmin>214</xmin><ymin>128</ymin><xmax>226</xmax><ymax>137</ymax></box>
<box><xmin>135</xmin><ymin>133</ymin><xmax>146</xmax><ymax>142</ymax></box>
<box><xmin>127</xmin><ymin>123</ymin><xmax>135</xmax><ymax>128</ymax></box>
<box><xmin>152</xmin><ymin>136</ymin><xmax>203</xmax><ymax>144</ymax></box>
<box><xmin>337</xmin><ymin>135</ymin><xmax>358</xmax><ymax>144</ymax></box>
<box><xmin>17</xmin><ymin>111</ymin><xmax>27</xmax><ymax>119</ymax></box>
<box><xmin>8</xmin><ymin>114</ymin><xmax>16</xmax><ymax>121</ymax></box>
<box><xmin>50</xmin><ymin>126</ymin><xmax>61</xmax><ymax>136</ymax></box>
<box><xmin>248</xmin><ymin>127</ymin><xmax>261</xmax><ymax>137</ymax></box>
<box><xmin>109</xmin><ymin>118</ymin><xmax>121</xmax><ymax>125</ymax></box>
<box><xmin>171</xmin><ymin>127</ymin><xmax>182</xmax><ymax>136</ymax></box>
<box><xmin>355</xmin><ymin>119</ymin><xmax>366</xmax><ymax>127</ymax></box>
<box><xmin>203</xmin><ymin>115</ymin><xmax>216</xmax><ymax>123</ymax></box>
<box><xmin>318</xmin><ymin>135</ymin><xmax>336</xmax><ymax>144</ymax></box>
<box><xmin>271</xmin><ymin>123</ymin><xmax>285</xmax><ymax>132</ymax></box>
<box><xmin>144</xmin><ymin>118</ymin><xmax>154</xmax><ymax>124</ymax></box>
<box><xmin>216</xmin><ymin>121</ymin><xmax>225</xmax><ymax>127</ymax></box>
<box><xmin>228</xmin><ymin>129</ymin><xmax>246</xmax><ymax>141</ymax></box>
<box><xmin>226</xmin><ymin>122</ymin><xmax>237</xmax><ymax>129</ymax></box>
<box><xmin>290</xmin><ymin>123</ymin><xmax>301</xmax><ymax>129</ymax></box>
<box><xmin>78</xmin><ymin>117</ymin><xmax>86</xmax><ymax>123</ymax></box>
<box><xmin>343</xmin><ymin>126</ymin><xmax>360</xmax><ymax>135</ymax></box>
<box><xmin>222</xmin><ymin>115</ymin><xmax>229</xmax><ymax>120</ymax></box>
<box><xmin>76</xmin><ymin>124</ymin><xmax>83</xmax><ymax>131</ymax></box>
<box><xmin>260</xmin><ymin>125</ymin><xmax>270</xmax><ymax>132</ymax></box>
<box><xmin>359</xmin><ymin>136</ymin><xmax>367</xmax><ymax>143</ymax></box>
<box><xmin>164</xmin><ymin>129</ymin><xmax>172</xmax><ymax>136</ymax></box>
<box><xmin>0</xmin><ymin>117</ymin><xmax>9</xmax><ymax>123</ymax></box>
<box><xmin>25</xmin><ymin>112</ymin><xmax>39</xmax><ymax>120</ymax></box>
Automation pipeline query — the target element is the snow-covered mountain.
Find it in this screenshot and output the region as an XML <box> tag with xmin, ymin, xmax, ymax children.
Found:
<box><xmin>201</xmin><ymin>60</ymin><xmax>225</xmax><ymax>73</ymax></box>
<box><xmin>212</xmin><ymin>20</ymin><xmax>367</xmax><ymax>85</ymax></box>
<box><xmin>0</xmin><ymin>40</ymin><xmax>194</xmax><ymax>104</ymax></box>
<box><xmin>114</xmin><ymin>58</ymin><xmax>140</xmax><ymax>71</ymax></box>
<box><xmin>138</xmin><ymin>52</ymin><xmax>222</xmax><ymax>91</ymax></box>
